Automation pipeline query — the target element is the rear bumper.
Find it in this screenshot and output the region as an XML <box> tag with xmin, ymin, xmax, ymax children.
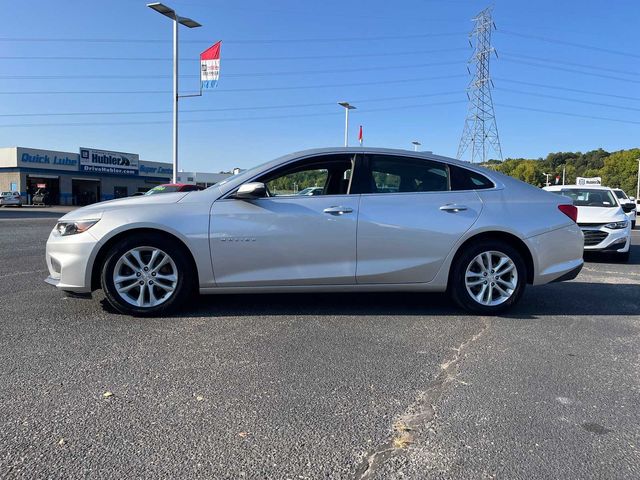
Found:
<box><xmin>526</xmin><ymin>223</ymin><xmax>585</xmax><ymax>286</ymax></box>
<box><xmin>550</xmin><ymin>262</ymin><xmax>583</xmax><ymax>283</ymax></box>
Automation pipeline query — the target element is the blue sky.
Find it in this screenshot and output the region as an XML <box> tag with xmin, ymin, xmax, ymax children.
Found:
<box><xmin>1</xmin><ymin>0</ymin><xmax>639</xmax><ymax>172</ymax></box>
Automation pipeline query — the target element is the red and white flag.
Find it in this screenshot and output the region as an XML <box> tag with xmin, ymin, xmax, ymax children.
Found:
<box><xmin>200</xmin><ymin>41</ymin><xmax>222</xmax><ymax>89</ymax></box>
<box><xmin>358</xmin><ymin>125</ymin><xmax>363</xmax><ymax>145</ymax></box>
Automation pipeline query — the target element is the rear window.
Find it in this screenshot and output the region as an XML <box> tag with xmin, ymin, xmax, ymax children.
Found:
<box><xmin>449</xmin><ymin>165</ymin><xmax>494</xmax><ymax>190</ymax></box>
<box><xmin>613</xmin><ymin>190</ymin><xmax>627</xmax><ymax>199</ymax></box>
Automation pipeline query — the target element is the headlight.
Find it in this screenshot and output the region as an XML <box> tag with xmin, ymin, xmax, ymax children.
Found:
<box><xmin>54</xmin><ymin>219</ymin><xmax>100</xmax><ymax>236</ymax></box>
<box><xmin>604</xmin><ymin>220</ymin><xmax>628</xmax><ymax>230</ymax></box>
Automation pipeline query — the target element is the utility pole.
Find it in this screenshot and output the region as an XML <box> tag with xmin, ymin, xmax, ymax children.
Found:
<box><xmin>543</xmin><ymin>172</ymin><xmax>551</xmax><ymax>187</ymax></box>
<box><xmin>562</xmin><ymin>165</ymin><xmax>566</xmax><ymax>185</ymax></box>
<box><xmin>457</xmin><ymin>6</ymin><xmax>502</xmax><ymax>163</ymax></box>
<box><xmin>338</xmin><ymin>102</ymin><xmax>356</xmax><ymax>147</ymax></box>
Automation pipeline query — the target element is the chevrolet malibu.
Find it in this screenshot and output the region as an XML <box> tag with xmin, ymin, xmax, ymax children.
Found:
<box><xmin>45</xmin><ymin>148</ymin><xmax>584</xmax><ymax>316</ymax></box>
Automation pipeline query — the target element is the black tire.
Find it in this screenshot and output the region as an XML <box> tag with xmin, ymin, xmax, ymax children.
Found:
<box><xmin>100</xmin><ymin>234</ymin><xmax>194</xmax><ymax>316</ymax></box>
<box><xmin>615</xmin><ymin>250</ymin><xmax>630</xmax><ymax>262</ymax></box>
<box><xmin>632</xmin><ymin>221</ymin><xmax>636</xmax><ymax>230</ymax></box>
<box><xmin>449</xmin><ymin>239</ymin><xmax>527</xmax><ymax>315</ymax></box>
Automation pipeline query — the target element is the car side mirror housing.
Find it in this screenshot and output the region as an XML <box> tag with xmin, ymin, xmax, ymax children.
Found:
<box><xmin>621</xmin><ymin>203</ymin><xmax>635</xmax><ymax>213</ymax></box>
<box><xmin>629</xmin><ymin>196</ymin><xmax>636</xmax><ymax>202</ymax></box>
<box><xmin>235</xmin><ymin>182</ymin><xmax>267</xmax><ymax>199</ymax></box>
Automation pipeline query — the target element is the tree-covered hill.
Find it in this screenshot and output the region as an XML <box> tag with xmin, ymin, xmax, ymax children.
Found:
<box><xmin>481</xmin><ymin>148</ymin><xmax>640</xmax><ymax>195</ymax></box>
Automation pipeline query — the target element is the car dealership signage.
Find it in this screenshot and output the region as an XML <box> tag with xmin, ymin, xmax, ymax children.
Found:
<box><xmin>576</xmin><ymin>176</ymin><xmax>601</xmax><ymax>186</ymax></box>
<box><xmin>16</xmin><ymin>147</ymin><xmax>79</xmax><ymax>172</ymax></box>
<box><xmin>79</xmin><ymin>147</ymin><xmax>139</xmax><ymax>175</ymax></box>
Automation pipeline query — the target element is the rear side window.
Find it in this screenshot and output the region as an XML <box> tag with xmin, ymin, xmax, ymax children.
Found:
<box><xmin>449</xmin><ymin>164</ymin><xmax>494</xmax><ymax>190</ymax></box>
<box><xmin>368</xmin><ymin>155</ymin><xmax>449</xmax><ymax>193</ymax></box>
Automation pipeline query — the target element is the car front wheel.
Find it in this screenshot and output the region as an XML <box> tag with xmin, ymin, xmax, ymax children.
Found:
<box><xmin>450</xmin><ymin>240</ymin><xmax>526</xmax><ymax>314</ymax></box>
<box><xmin>100</xmin><ymin>234</ymin><xmax>194</xmax><ymax>316</ymax></box>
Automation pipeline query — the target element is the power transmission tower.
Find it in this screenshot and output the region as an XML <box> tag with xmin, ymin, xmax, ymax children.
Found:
<box><xmin>457</xmin><ymin>6</ymin><xmax>503</xmax><ymax>163</ymax></box>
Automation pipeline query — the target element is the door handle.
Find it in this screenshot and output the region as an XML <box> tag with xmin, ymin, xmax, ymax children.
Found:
<box><xmin>439</xmin><ymin>204</ymin><xmax>468</xmax><ymax>212</ymax></box>
<box><xmin>323</xmin><ymin>206</ymin><xmax>353</xmax><ymax>215</ymax></box>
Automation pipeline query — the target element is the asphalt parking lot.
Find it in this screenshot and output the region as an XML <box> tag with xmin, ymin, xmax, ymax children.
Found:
<box><xmin>1</xmin><ymin>210</ymin><xmax>639</xmax><ymax>479</ymax></box>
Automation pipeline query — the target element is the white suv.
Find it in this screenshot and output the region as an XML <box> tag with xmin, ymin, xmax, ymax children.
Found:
<box><xmin>544</xmin><ymin>185</ymin><xmax>632</xmax><ymax>261</ymax></box>
<box><xmin>612</xmin><ymin>188</ymin><xmax>636</xmax><ymax>229</ymax></box>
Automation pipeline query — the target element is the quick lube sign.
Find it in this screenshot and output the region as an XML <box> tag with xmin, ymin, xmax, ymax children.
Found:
<box><xmin>17</xmin><ymin>148</ymin><xmax>79</xmax><ymax>171</ymax></box>
<box><xmin>79</xmin><ymin>147</ymin><xmax>139</xmax><ymax>175</ymax></box>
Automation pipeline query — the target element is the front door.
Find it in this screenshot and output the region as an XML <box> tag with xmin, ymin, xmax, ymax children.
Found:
<box><xmin>210</xmin><ymin>154</ymin><xmax>360</xmax><ymax>287</ymax></box>
<box><xmin>356</xmin><ymin>154</ymin><xmax>483</xmax><ymax>284</ymax></box>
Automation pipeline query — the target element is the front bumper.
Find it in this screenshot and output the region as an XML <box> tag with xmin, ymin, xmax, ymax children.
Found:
<box><xmin>580</xmin><ymin>224</ymin><xmax>630</xmax><ymax>253</ymax></box>
<box><xmin>45</xmin><ymin>228</ymin><xmax>99</xmax><ymax>293</ymax></box>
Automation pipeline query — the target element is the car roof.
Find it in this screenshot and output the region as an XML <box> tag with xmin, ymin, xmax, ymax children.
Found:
<box><xmin>544</xmin><ymin>185</ymin><xmax>613</xmax><ymax>191</ymax></box>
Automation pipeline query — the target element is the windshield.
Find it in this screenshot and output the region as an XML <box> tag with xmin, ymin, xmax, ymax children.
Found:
<box><xmin>613</xmin><ymin>190</ymin><xmax>627</xmax><ymax>199</ymax></box>
<box><xmin>1</xmin><ymin>192</ymin><xmax>11</xmax><ymax>196</ymax></box>
<box><xmin>555</xmin><ymin>188</ymin><xmax>618</xmax><ymax>208</ymax></box>
<box><xmin>145</xmin><ymin>185</ymin><xmax>180</xmax><ymax>195</ymax></box>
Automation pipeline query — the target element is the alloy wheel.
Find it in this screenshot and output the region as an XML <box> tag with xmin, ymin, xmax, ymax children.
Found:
<box><xmin>464</xmin><ymin>250</ymin><xmax>518</xmax><ymax>306</ymax></box>
<box><xmin>112</xmin><ymin>246</ymin><xmax>178</xmax><ymax>308</ymax></box>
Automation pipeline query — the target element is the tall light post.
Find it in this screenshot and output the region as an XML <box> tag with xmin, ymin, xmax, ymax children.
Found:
<box><xmin>542</xmin><ymin>172</ymin><xmax>551</xmax><ymax>187</ymax></box>
<box><xmin>412</xmin><ymin>141</ymin><xmax>421</xmax><ymax>152</ymax></box>
<box><xmin>636</xmin><ymin>158</ymin><xmax>640</xmax><ymax>202</ymax></box>
<box><xmin>338</xmin><ymin>101</ymin><xmax>356</xmax><ymax>147</ymax></box>
<box><xmin>147</xmin><ymin>3</ymin><xmax>202</xmax><ymax>183</ymax></box>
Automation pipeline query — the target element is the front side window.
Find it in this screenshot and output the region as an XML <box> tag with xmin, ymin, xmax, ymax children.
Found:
<box><xmin>259</xmin><ymin>154</ymin><xmax>355</xmax><ymax>196</ymax></box>
<box><xmin>556</xmin><ymin>188</ymin><xmax>617</xmax><ymax>208</ymax></box>
<box><xmin>368</xmin><ymin>155</ymin><xmax>449</xmax><ymax>193</ymax></box>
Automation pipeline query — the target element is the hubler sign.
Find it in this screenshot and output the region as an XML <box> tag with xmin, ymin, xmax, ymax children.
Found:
<box><xmin>79</xmin><ymin>147</ymin><xmax>139</xmax><ymax>175</ymax></box>
<box><xmin>576</xmin><ymin>176</ymin><xmax>601</xmax><ymax>186</ymax></box>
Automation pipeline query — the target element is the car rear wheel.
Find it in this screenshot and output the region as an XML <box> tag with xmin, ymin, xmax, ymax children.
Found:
<box><xmin>100</xmin><ymin>234</ymin><xmax>194</xmax><ymax>316</ymax></box>
<box><xmin>450</xmin><ymin>240</ymin><xmax>526</xmax><ymax>314</ymax></box>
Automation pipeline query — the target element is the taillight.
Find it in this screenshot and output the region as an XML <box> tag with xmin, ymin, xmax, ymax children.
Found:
<box><xmin>558</xmin><ymin>204</ymin><xmax>578</xmax><ymax>223</ymax></box>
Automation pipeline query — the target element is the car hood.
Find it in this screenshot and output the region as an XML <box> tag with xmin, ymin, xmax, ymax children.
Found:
<box><xmin>59</xmin><ymin>192</ymin><xmax>189</xmax><ymax>221</ymax></box>
<box><xmin>576</xmin><ymin>206</ymin><xmax>626</xmax><ymax>224</ymax></box>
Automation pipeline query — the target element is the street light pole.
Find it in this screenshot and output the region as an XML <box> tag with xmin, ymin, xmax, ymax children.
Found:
<box><xmin>636</xmin><ymin>158</ymin><xmax>640</xmax><ymax>201</ymax></box>
<box><xmin>412</xmin><ymin>141</ymin><xmax>421</xmax><ymax>152</ymax></box>
<box><xmin>147</xmin><ymin>3</ymin><xmax>201</xmax><ymax>183</ymax></box>
<box><xmin>338</xmin><ymin>101</ymin><xmax>356</xmax><ymax>147</ymax></box>
<box><xmin>542</xmin><ymin>172</ymin><xmax>551</xmax><ymax>187</ymax></box>
<box><xmin>172</xmin><ymin>15</ymin><xmax>178</xmax><ymax>183</ymax></box>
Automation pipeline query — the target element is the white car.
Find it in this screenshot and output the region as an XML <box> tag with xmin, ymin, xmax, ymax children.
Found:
<box><xmin>544</xmin><ymin>185</ymin><xmax>632</xmax><ymax>261</ymax></box>
<box><xmin>0</xmin><ymin>191</ymin><xmax>23</xmax><ymax>207</ymax></box>
<box><xmin>45</xmin><ymin>147</ymin><xmax>584</xmax><ymax>316</ymax></box>
<box><xmin>612</xmin><ymin>188</ymin><xmax>636</xmax><ymax>229</ymax></box>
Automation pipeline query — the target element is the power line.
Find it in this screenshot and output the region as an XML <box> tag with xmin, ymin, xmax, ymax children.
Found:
<box><xmin>0</xmin><ymin>74</ymin><xmax>467</xmax><ymax>95</ymax></box>
<box><xmin>0</xmin><ymin>31</ymin><xmax>467</xmax><ymax>44</ymax></box>
<box><xmin>496</xmin><ymin>29</ymin><xmax>640</xmax><ymax>60</ymax></box>
<box><xmin>496</xmin><ymin>87</ymin><xmax>640</xmax><ymax>113</ymax></box>
<box><xmin>496</xmin><ymin>103</ymin><xmax>640</xmax><ymax>126</ymax></box>
<box><xmin>494</xmin><ymin>78</ymin><xmax>640</xmax><ymax>102</ymax></box>
<box><xmin>0</xmin><ymin>47</ymin><xmax>467</xmax><ymax>62</ymax></box>
<box><xmin>500</xmin><ymin>52</ymin><xmax>638</xmax><ymax>78</ymax></box>
<box><xmin>0</xmin><ymin>99</ymin><xmax>467</xmax><ymax>128</ymax></box>
<box><xmin>501</xmin><ymin>58</ymin><xmax>640</xmax><ymax>84</ymax></box>
<box><xmin>0</xmin><ymin>91</ymin><xmax>463</xmax><ymax>118</ymax></box>
<box><xmin>0</xmin><ymin>60</ymin><xmax>464</xmax><ymax>80</ymax></box>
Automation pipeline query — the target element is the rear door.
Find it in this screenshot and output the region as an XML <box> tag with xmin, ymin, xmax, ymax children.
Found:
<box><xmin>355</xmin><ymin>154</ymin><xmax>484</xmax><ymax>284</ymax></box>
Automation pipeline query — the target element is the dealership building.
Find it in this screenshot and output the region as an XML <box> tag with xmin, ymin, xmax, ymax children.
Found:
<box><xmin>0</xmin><ymin>146</ymin><xmax>230</xmax><ymax>205</ymax></box>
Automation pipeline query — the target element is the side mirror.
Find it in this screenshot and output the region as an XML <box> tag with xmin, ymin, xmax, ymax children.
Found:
<box><xmin>629</xmin><ymin>196</ymin><xmax>636</xmax><ymax>202</ymax></box>
<box><xmin>234</xmin><ymin>182</ymin><xmax>267</xmax><ymax>199</ymax></box>
<box><xmin>621</xmin><ymin>203</ymin><xmax>635</xmax><ymax>213</ymax></box>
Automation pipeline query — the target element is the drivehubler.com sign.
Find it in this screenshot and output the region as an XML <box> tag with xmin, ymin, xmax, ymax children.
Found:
<box><xmin>79</xmin><ymin>147</ymin><xmax>139</xmax><ymax>175</ymax></box>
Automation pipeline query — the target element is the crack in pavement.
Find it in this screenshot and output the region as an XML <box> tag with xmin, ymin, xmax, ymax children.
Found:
<box><xmin>353</xmin><ymin>317</ymin><xmax>491</xmax><ymax>480</ymax></box>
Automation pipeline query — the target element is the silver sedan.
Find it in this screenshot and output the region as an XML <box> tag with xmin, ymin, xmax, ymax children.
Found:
<box><xmin>45</xmin><ymin>148</ymin><xmax>584</xmax><ymax>316</ymax></box>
